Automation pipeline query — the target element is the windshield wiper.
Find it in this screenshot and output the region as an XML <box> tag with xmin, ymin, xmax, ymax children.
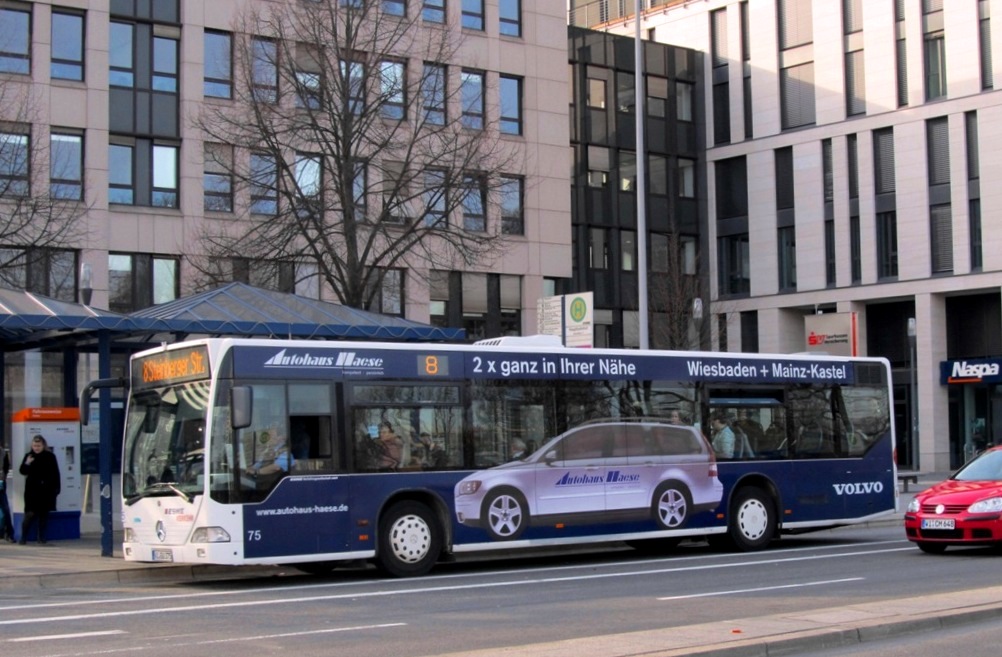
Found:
<box><xmin>125</xmin><ymin>482</ymin><xmax>193</xmax><ymax>506</ymax></box>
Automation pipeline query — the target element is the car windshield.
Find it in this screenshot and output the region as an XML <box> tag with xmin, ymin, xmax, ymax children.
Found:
<box><xmin>954</xmin><ymin>449</ymin><xmax>1002</xmax><ymax>482</ymax></box>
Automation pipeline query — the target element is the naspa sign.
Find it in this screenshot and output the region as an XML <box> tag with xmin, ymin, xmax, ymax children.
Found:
<box><xmin>941</xmin><ymin>358</ymin><xmax>1002</xmax><ymax>385</ymax></box>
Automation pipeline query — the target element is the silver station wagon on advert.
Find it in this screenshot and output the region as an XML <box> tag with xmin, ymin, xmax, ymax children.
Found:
<box><xmin>455</xmin><ymin>419</ymin><xmax>724</xmax><ymax>540</ymax></box>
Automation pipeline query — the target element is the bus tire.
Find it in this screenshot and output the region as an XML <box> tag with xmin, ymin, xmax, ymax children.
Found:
<box><xmin>377</xmin><ymin>501</ymin><xmax>442</xmax><ymax>577</ymax></box>
<box><xmin>652</xmin><ymin>480</ymin><xmax>691</xmax><ymax>530</ymax></box>
<box><xmin>483</xmin><ymin>487</ymin><xmax>529</xmax><ymax>540</ymax></box>
<box><xmin>728</xmin><ymin>486</ymin><xmax>776</xmax><ymax>551</ymax></box>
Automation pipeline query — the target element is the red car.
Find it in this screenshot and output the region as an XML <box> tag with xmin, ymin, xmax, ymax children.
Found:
<box><xmin>905</xmin><ymin>447</ymin><xmax>1002</xmax><ymax>553</ymax></box>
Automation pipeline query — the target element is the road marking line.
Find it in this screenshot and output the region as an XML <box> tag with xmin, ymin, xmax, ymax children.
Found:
<box><xmin>10</xmin><ymin>630</ymin><xmax>127</xmax><ymax>642</ymax></box>
<box><xmin>658</xmin><ymin>577</ymin><xmax>865</xmax><ymax>600</ymax></box>
<box><xmin>197</xmin><ymin>622</ymin><xmax>407</xmax><ymax>644</ymax></box>
<box><xmin>0</xmin><ymin>547</ymin><xmax>913</xmax><ymax>627</ymax></box>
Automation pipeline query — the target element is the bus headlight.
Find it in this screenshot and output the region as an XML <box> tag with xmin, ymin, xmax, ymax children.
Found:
<box><xmin>190</xmin><ymin>527</ymin><xmax>232</xmax><ymax>543</ymax></box>
<box><xmin>457</xmin><ymin>480</ymin><xmax>482</xmax><ymax>496</ymax></box>
<box><xmin>123</xmin><ymin>527</ymin><xmax>137</xmax><ymax>542</ymax></box>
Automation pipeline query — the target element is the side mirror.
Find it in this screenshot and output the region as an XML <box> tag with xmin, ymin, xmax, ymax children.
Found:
<box><xmin>231</xmin><ymin>386</ymin><xmax>252</xmax><ymax>430</ymax></box>
<box><xmin>544</xmin><ymin>450</ymin><xmax>557</xmax><ymax>465</ymax></box>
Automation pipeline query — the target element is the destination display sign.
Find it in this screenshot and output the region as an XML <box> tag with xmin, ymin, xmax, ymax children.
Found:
<box><xmin>232</xmin><ymin>345</ymin><xmax>855</xmax><ymax>385</ymax></box>
<box><xmin>132</xmin><ymin>345</ymin><xmax>211</xmax><ymax>390</ymax></box>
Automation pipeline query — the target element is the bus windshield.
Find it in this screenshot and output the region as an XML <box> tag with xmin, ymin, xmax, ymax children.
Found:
<box><xmin>122</xmin><ymin>381</ymin><xmax>211</xmax><ymax>501</ymax></box>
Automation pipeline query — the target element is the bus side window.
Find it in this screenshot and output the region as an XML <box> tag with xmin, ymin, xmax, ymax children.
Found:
<box><xmin>290</xmin><ymin>416</ymin><xmax>336</xmax><ymax>472</ymax></box>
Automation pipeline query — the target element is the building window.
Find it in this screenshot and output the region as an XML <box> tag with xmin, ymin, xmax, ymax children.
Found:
<box><xmin>621</xmin><ymin>230</ymin><xmax>636</xmax><ymax>271</ymax></box>
<box><xmin>421</xmin><ymin>63</ymin><xmax>446</xmax><ymax>125</ymax></box>
<box><xmin>50</xmin><ymin>132</ymin><xmax>83</xmax><ymax>201</ymax></box>
<box><xmin>824</xmin><ymin>219</ymin><xmax>836</xmax><ymax>286</ymax></box>
<box><xmin>461</xmin><ymin>174</ymin><xmax>486</xmax><ymax>232</ymax></box>
<box><xmin>352</xmin><ymin>160</ymin><xmax>367</xmax><ymax>220</ymax></box>
<box><xmin>423</xmin><ymin>0</ymin><xmax>445</xmax><ymax>23</ymax></box>
<box><xmin>646</xmin><ymin>76</ymin><xmax>667</xmax><ymax>118</ymax></box>
<box><xmin>423</xmin><ymin>169</ymin><xmax>447</xmax><ymax>227</ymax></box>
<box><xmin>0</xmin><ymin>247</ymin><xmax>76</xmax><ymax>300</ymax></box>
<box><xmin>847</xmin><ymin>134</ymin><xmax>859</xmax><ymax>198</ymax></box>
<box><xmin>380</xmin><ymin>60</ymin><xmax>406</xmax><ymax>120</ymax></box>
<box><xmin>500</xmin><ymin>75</ymin><xmax>522</xmax><ymax>135</ymax></box>
<box><xmin>676</xmin><ymin>81</ymin><xmax>694</xmax><ymax>121</ymax></box>
<box><xmin>981</xmin><ymin>2</ymin><xmax>993</xmax><ymax>89</ymax></box>
<box><xmin>711</xmin><ymin>7</ymin><xmax>728</xmax><ymax>66</ymax></box>
<box><xmin>250</xmin><ymin>152</ymin><xmax>278</xmax><ymax>215</ymax></box>
<box><xmin>780</xmin><ymin>63</ymin><xmax>815</xmax><ymax>129</ymax></box>
<box><xmin>460</xmin><ymin>69</ymin><xmax>485</xmax><ymax>130</ymax></box>
<box><xmin>108</xmin><ymin>252</ymin><xmax>179</xmax><ymax>313</ymax></box>
<box><xmin>896</xmin><ymin>37</ymin><xmax>908</xmax><ymax>107</ymax></box>
<box><xmin>294</xmin><ymin>69</ymin><xmax>321</xmax><ymax>110</ymax></box>
<box><xmin>499</xmin><ymin>0</ymin><xmax>521</xmax><ymax>37</ymax></box>
<box><xmin>718</xmin><ymin>234</ymin><xmax>750</xmax><ymax>295</ymax></box>
<box><xmin>294</xmin><ymin>153</ymin><xmax>322</xmax><ymax>212</ymax></box>
<box><xmin>204</xmin><ymin>30</ymin><xmax>232</xmax><ymax>98</ymax></box>
<box><xmin>342</xmin><ymin>59</ymin><xmax>366</xmax><ymax>114</ymax></box>
<box><xmin>383</xmin><ymin>0</ymin><xmax>406</xmax><ymax>16</ymax></box>
<box><xmin>586</xmin><ymin>76</ymin><xmax>606</xmax><ymax>109</ymax></box>
<box><xmin>252</xmin><ymin>38</ymin><xmax>278</xmax><ymax>103</ymax></box>
<box><xmin>619</xmin><ymin>151</ymin><xmax>636</xmax><ymax>192</ymax></box>
<box><xmin>843</xmin><ymin>0</ymin><xmax>862</xmax><ymax>33</ymax></box>
<box><xmin>850</xmin><ymin>215</ymin><xmax>861</xmax><ymax>283</ymax></box>
<box><xmin>970</xmin><ymin>198</ymin><xmax>983</xmax><ymax>270</ymax></box>
<box><xmin>204</xmin><ymin>143</ymin><xmax>233</xmax><ymax>212</ymax></box>
<box><xmin>930</xmin><ymin>203</ymin><xmax>953</xmax><ymax>273</ymax></box>
<box><xmin>462</xmin><ymin>0</ymin><xmax>484</xmax><ymax>30</ymax></box>
<box><xmin>777</xmin><ymin>226</ymin><xmax>796</xmax><ymax>291</ymax></box>
<box><xmin>152</xmin><ymin>144</ymin><xmax>178</xmax><ymax>208</ymax></box>
<box><xmin>109</xmin><ymin>21</ymin><xmax>134</xmax><ymax>87</ymax></box>
<box><xmin>383</xmin><ymin>161</ymin><xmax>407</xmax><ymax>224</ymax></box>
<box><xmin>822</xmin><ymin>138</ymin><xmax>833</xmax><ymax>202</ymax></box>
<box><xmin>927</xmin><ymin>117</ymin><xmax>950</xmax><ymax>186</ymax></box>
<box><xmin>966</xmin><ymin>111</ymin><xmax>980</xmax><ymax>180</ymax></box>
<box><xmin>589</xmin><ymin>228</ymin><xmax>609</xmax><ymax>269</ymax></box>
<box><xmin>51</xmin><ymin>10</ymin><xmax>84</xmax><ymax>81</ymax></box>
<box><xmin>876</xmin><ymin>211</ymin><xmax>898</xmax><ymax>279</ymax></box>
<box><xmin>365</xmin><ymin>268</ymin><xmax>404</xmax><ymax>316</ymax></box>
<box><xmin>108</xmin><ymin>143</ymin><xmax>133</xmax><ymax>204</ymax></box>
<box><xmin>845</xmin><ymin>49</ymin><xmax>865</xmax><ymax>116</ymax></box>
<box><xmin>587</xmin><ymin>146</ymin><xmax>609</xmax><ymax>188</ymax></box>
<box><xmin>617</xmin><ymin>73</ymin><xmax>635</xmax><ymax>114</ymax></box>
<box><xmin>0</xmin><ymin>130</ymin><xmax>29</xmax><ymax>197</ymax></box>
<box><xmin>0</xmin><ymin>5</ymin><xmax>30</xmax><ymax>75</ymax></box>
<box><xmin>924</xmin><ymin>32</ymin><xmax>946</xmax><ymax>100</ymax></box>
<box><xmin>775</xmin><ymin>147</ymin><xmax>794</xmax><ymax>210</ymax></box>
<box><xmin>500</xmin><ymin>175</ymin><xmax>523</xmax><ymax>235</ymax></box>
<box><xmin>153</xmin><ymin>36</ymin><xmax>178</xmax><ymax>92</ymax></box>
<box><xmin>649</xmin><ymin>154</ymin><xmax>667</xmax><ymax>196</ymax></box>
<box><xmin>230</xmin><ymin>257</ymin><xmax>295</xmax><ymax>293</ymax></box>
<box><xmin>713</xmin><ymin>82</ymin><xmax>730</xmax><ymax>144</ymax></box>
<box><xmin>678</xmin><ymin>158</ymin><xmax>695</xmax><ymax>198</ymax></box>
<box><xmin>874</xmin><ymin>128</ymin><xmax>895</xmax><ymax>194</ymax></box>
<box><xmin>778</xmin><ymin>0</ymin><xmax>812</xmax><ymax>49</ymax></box>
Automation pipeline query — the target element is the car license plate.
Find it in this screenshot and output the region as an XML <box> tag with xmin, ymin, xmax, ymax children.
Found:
<box><xmin>152</xmin><ymin>549</ymin><xmax>174</xmax><ymax>562</ymax></box>
<box><xmin>921</xmin><ymin>518</ymin><xmax>955</xmax><ymax>530</ymax></box>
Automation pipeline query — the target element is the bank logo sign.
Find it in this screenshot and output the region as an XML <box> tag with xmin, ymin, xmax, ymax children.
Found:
<box><xmin>945</xmin><ymin>360</ymin><xmax>1002</xmax><ymax>384</ymax></box>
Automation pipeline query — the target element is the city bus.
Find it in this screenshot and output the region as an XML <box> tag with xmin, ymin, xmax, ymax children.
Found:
<box><xmin>95</xmin><ymin>336</ymin><xmax>896</xmax><ymax>577</ymax></box>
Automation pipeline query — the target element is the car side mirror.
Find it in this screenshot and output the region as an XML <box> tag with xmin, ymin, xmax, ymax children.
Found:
<box><xmin>544</xmin><ymin>450</ymin><xmax>557</xmax><ymax>465</ymax></box>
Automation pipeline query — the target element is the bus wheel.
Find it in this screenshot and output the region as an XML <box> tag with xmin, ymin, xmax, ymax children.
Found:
<box><xmin>483</xmin><ymin>487</ymin><xmax>529</xmax><ymax>540</ymax></box>
<box><xmin>728</xmin><ymin>486</ymin><xmax>775</xmax><ymax>551</ymax></box>
<box><xmin>652</xmin><ymin>481</ymin><xmax>691</xmax><ymax>530</ymax></box>
<box><xmin>917</xmin><ymin>542</ymin><xmax>947</xmax><ymax>554</ymax></box>
<box><xmin>377</xmin><ymin>501</ymin><xmax>442</xmax><ymax>577</ymax></box>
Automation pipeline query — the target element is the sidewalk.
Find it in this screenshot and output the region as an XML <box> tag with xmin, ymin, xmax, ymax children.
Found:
<box><xmin>1</xmin><ymin>472</ymin><xmax>984</xmax><ymax>657</ymax></box>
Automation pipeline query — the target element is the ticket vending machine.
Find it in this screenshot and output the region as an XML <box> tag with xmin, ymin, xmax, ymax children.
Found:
<box><xmin>10</xmin><ymin>408</ymin><xmax>82</xmax><ymax>541</ymax></box>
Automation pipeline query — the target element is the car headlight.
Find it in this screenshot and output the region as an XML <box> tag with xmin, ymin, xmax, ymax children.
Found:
<box><xmin>906</xmin><ymin>498</ymin><xmax>920</xmax><ymax>513</ymax></box>
<box><xmin>457</xmin><ymin>480</ymin><xmax>482</xmax><ymax>496</ymax></box>
<box><xmin>968</xmin><ymin>497</ymin><xmax>1002</xmax><ymax>514</ymax></box>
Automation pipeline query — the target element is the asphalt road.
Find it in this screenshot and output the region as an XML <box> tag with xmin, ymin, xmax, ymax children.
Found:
<box><xmin>2</xmin><ymin>524</ymin><xmax>1001</xmax><ymax>657</ymax></box>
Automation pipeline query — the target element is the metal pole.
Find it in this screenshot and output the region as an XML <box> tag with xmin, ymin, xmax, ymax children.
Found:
<box><xmin>908</xmin><ymin>317</ymin><xmax>919</xmax><ymax>471</ymax></box>
<box><xmin>635</xmin><ymin>0</ymin><xmax>649</xmax><ymax>350</ymax></box>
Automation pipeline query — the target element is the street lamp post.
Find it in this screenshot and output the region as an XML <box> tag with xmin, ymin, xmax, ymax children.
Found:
<box><xmin>907</xmin><ymin>317</ymin><xmax>919</xmax><ymax>471</ymax></box>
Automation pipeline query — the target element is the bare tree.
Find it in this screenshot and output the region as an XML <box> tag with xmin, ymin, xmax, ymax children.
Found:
<box><xmin>193</xmin><ymin>1</ymin><xmax>523</xmax><ymax>310</ymax></box>
<box><xmin>647</xmin><ymin>232</ymin><xmax>705</xmax><ymax>350</ymax></box>
<box><xmin>0</xmin><ymin>75</ymin><xmax>89</xmax><ymax>299</ymax></box>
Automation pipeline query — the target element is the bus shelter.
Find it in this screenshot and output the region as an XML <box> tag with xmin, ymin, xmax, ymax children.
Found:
<box><xmin>0</xmin><ymin>282</ymin><xmax>464</xmax><ymax>554</ymax></box>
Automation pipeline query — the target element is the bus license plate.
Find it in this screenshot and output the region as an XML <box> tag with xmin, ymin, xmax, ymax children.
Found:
<box><xmin>921</xmin><ymin>518</ymin><xmax>955</xmax><ymax>530</ymax></box>
<box><xmin>152</xmin><ymin>549</ymin><xmax>174</xmax><ymax>562</ymax></box>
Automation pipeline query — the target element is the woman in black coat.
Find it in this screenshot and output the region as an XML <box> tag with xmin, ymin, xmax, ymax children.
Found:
<box><xmin>19</xmin><ymin>434</ymin><xmax>61</xmax><ymax>544</ymax></box>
